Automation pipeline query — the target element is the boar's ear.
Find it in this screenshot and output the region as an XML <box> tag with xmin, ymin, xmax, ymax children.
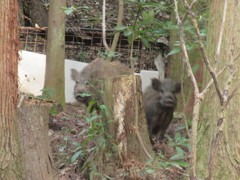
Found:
<box><xmin>152</xmin><ymin>78</ymin><xmax>161</xmax><ymax>91</ymax></box>
<box><xmin>71</xmin><ymin>69</ymin><xmax>79</xmax><ymax>81</ymax></box>
<box><xmin>175</xmin><ymin>82</ymin><xmax>181</xmax><ymax>93</ymax></box>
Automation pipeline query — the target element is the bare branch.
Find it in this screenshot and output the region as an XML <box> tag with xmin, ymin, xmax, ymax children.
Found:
<box><xmin>181</xmin><ymin>0</ymin><xmax>198</xmax><ymax>22</ymax></box>
<box><xmin>214</xmin><ymin>0</ymin><xmax>227</xmax><ymax>65</ymax></box>
<box><xmin>201</xmin><ymin>65</ymin><xmax>228</xmax><ymax>96</ymax></box>
<box><xmin>102</xmin><ymin>0</ymin><xmax>110</xmax><ymax>51</ymax></box>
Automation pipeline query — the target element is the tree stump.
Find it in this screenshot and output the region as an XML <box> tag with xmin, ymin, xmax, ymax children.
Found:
<box><xmin>85</xmin><ymin>74</ymin><xmax>154</xmax><ymax>179</ymax></box>
<box><xmin>17</xmin><ymin>96</ymin><xmax>54</xmax><ymax>180</ymax></box>
<box><xmin>103</xmin><ymin>74</ymin><xmax>154</xmax><ymax>161</ymax></box>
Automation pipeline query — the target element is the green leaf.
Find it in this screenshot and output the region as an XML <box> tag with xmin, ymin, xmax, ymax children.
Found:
<box><xmin>142</xmin><ymin>10</ymin><xmax>154</xmax><ymax>24</ymax></box>
<box><xmin>78</xmin><ymin>6</ymin><xmax>89</xmax><ymax>9</ymax></box>
<box><xmin>153</xmin><ymin>29</ymin><xmax>168</xmax><ymax>35</ymax></box>
<box><xmin>175</xmin><ymin>125</ymin><xmax>186</xmax><ymax>131</ymax></box>
<box><xmin>124</xmin><ymin>29</ymin><xmax>132</xmax><ymax>36</ymax></box>
<box><xmin>115</xmin><ymin>25</ymin><xmax>128</xmax><ymax>31</ymax></box>
<box><xmin>78</xmin><ymin>128</ymin><xmax>88</xmax><ymax>136</ymax></box>
<box><xmin>99</xmin><ymin>105</ymin><xmax>109</xmax><ymax>115</ymax></box>
<box><xmin>72</xmin><ymin>142</ymin><xmax>81</xmax><ymax>147</ymax></box>
<box><xmin>174</xmin><ymin>132</ymin><xmax>182</xmax><ymax>141</ymax></box>
<box><xmin>64</xmin><ymin>136</ymin><xmax>70</xmax><ymax>141</ymax></box>
<box><xmin>87</xmin><ymin>99</ymin><xmax>97</xmax><ymax>113</ymax></box>
<box><xmin>140</xmin><ymin>36</ymin><xmax>151</xmax><ymax>48</ymax></box>
<box><xmin>86</xmin><ymin>115</ymin><xmax>100</xmax><ymax>123</ymax></box>
<box><xmin>61</xmin><ymin>7</ymin><xmax>74</xmax><ymax>15</ymax></box>
<box><xmin>168</xmin><ymin>47</ymin><xmax>181</xmax><ymax>55</ymax></box>
<box><xmin>145</xmin><ymin>167</ymin><xmax>155</xmax><ymax>174</ymax></box>
<box><xmin>175</xmin><ymin>147</ymin><xmax>184</xmax><ymax>154</ymax></box>
<box><xmin>71</xmin><ymin>151</ymin><xmax>82</xmax><ymax>162</ymax></box>
<box><xmin>170</xmin><ymin>153</ymin><xmax>186</xmax><ymax>161</ymax></box>
<box><xmin>80</xmin><ymin>93</ymin><xmax>91</xmax><ymax>97</ymax></box>
<box><xmin>171</xmin><ymin>161</ymin><xmax>189</xmax><ymax>167</ymax></box>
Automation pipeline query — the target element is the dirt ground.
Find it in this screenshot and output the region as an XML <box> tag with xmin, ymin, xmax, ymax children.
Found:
<box><xmin>49</xmin><ymin>103</ymin><xmax>189</xmax><ymax>180</ymax></box>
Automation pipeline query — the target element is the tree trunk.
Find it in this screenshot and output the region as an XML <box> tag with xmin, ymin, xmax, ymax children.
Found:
<box><xmin>44</xmin><ymin>0</ymin><xmax>66</xmax><ymax>105</ymax></box>
<box><xmin>0</xmin><ymin>0</ymin><xmax>25</xmax><ymax>179</ymax></box>
<box><xmin>85</xmin><ymin>74</ymin><xmax>154</xmax><ymax>179</ymax></box>
<box><xmin>17</xmin><ymin>97</ymin><xmax>54</xmax><ymax>180</ymax></box>
<box><xmin>196</xmin><ymin>1</ymin><xmax>240</xmax><ymax>179</ymax></box>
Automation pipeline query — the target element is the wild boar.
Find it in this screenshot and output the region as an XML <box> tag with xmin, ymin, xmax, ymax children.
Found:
<box><xmin>71</xmin><ymin>58</ymin><xmax>132</xmax><ymax>106</ymax></box>
<box><xmin>143</xmin><ymin>78</ymin><xmax>181</xmax><ymax>142</ymax></box>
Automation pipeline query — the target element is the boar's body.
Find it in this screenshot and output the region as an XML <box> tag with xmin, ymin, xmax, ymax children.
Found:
<box><xmin>143</xmin><ymin>78</ymin><xmax>181</xmax><ymax>141</ymax></box>
<box><xmin>71</xmin><ymin>58</ymin><xmax>132</xmax><ymax>106</ymax></box>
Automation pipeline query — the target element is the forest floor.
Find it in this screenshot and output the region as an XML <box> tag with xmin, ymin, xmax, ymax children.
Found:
<box><xmin>49</xmin><ymin>103</ymin><xmax>189</xmax><ymax>180</ymax></box>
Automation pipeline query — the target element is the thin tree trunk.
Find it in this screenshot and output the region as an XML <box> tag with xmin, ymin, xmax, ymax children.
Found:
<box><xmin>17</xmin><ymin>97</ymin><xmax>54</xmax><ymax>180</ymax></box>
<box><xmin>106</xmin><ymin>0</ymin><xmax>124</xmax><ymax>62</ymax></box>
<box><xmin>0</xmin><ymin>0</ymin><xmax>25</xmax><ymax>179</ymax></box>
<box><xmin>44</xmin><ymin>0</ymin><xmax>66</xmax><ymax>105</ymax></box>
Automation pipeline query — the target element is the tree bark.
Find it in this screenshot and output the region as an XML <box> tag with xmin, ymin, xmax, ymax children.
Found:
<box><xmin>103</xmin><ymin>75</ymin><xmax>154</xmax><ymax>161</ymax></box>
<box><xmin>85</xmin><ymin>75</ymin><xmax>154</xmax><ymax>179</ymax></box>
<box><xmin>44</xmin><ymin>0</ymin><xmax>66</xmax><ymax>105</ymax></box>
<box><xmin>17</xmin><ymin>97</ymin><xmax>54</xmax><ymax>180</ymax></box>
<box><xmin>196</xmin><ymin>0</ymin><xmax>240</xmax><ymax>179</ymax></box>
<box><xmin>0</xmin><ymin>0</ymin><xmax>25</xmax><ymax>179</ymax></box>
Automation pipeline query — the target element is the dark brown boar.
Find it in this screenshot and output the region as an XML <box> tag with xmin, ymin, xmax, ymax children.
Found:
<box><xmin>71</xmin><ymin>58</ymin><xmax>133</xmax><ymax>106</ymax></box>
<box><xmin>143</xmin><ymin>78</ymin><xmax>181</xmax><ymax>142</ymax></box>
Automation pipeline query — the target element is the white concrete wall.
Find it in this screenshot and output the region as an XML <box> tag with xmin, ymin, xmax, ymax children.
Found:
<box><xmin>18</xmin><ymin>51</ymin><xmax>158</xmax><ymax>103</ymax></box>
<box><xmin>140</xmin><ymin>70</ymin><xmax>159</xmax><ymax>92</ymax></box>
<box><xmin>19</xmin><ymin>51</ymin><xmax>46</xmax><ymax>96</ymax></box>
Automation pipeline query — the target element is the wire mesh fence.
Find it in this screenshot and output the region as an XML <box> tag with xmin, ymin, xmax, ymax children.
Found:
<box><xmin>19</xmin><ymin>27</ymin><xmax>161</xmax><ymax>72</ymax></box>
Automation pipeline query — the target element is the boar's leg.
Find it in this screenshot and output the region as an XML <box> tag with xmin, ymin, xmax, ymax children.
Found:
<box><xmin>156</xmin><ymin>129</ymin><xmax>165</xmax><ymax>142</ymax></box>
<box><xmin>156</xmin><ymin>111</ymin><xmax>174</xmax><ymax>141</ymax></box>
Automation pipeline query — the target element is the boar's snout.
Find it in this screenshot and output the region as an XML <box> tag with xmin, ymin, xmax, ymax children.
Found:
<box><xmin>159</xmin><ymin>93</ymin><xmax>177</xmax><ymax>108</ymax></box>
